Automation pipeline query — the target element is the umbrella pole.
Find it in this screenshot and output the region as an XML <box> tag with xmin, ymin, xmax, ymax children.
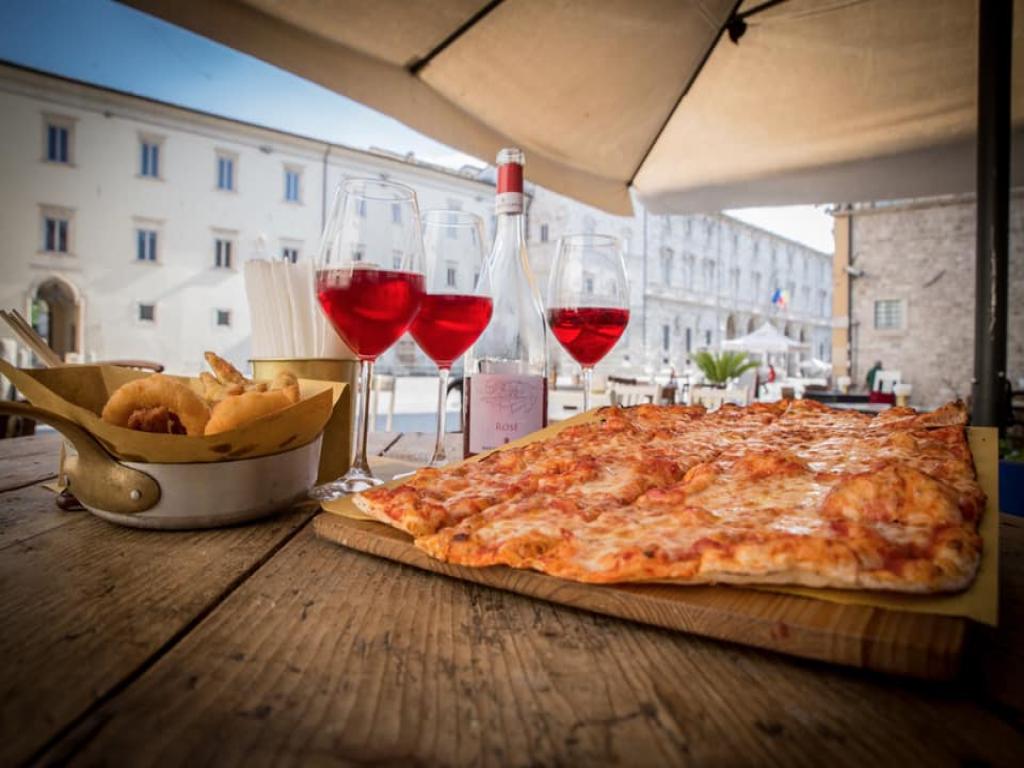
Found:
<box><xmin>972</xmin><ymin>0</ymin><xmax>1012</xmax><ymax>428</ymax></box>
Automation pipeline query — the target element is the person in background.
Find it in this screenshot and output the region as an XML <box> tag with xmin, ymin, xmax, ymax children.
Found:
<box><xmin>866</xmin><ymin>360</ymin><xmax>883</xmax><ymax>392</ymax></box>
<box><xmin>767</xmin><ymin>363</ymin><xmax>777</xmax><ymax>384</ymax></box>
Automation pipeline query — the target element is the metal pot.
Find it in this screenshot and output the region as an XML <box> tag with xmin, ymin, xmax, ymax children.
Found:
<box><xmin>0</xmin><ymin>401</ymin><xmax>319</xmax><ymax>530</ymax></box>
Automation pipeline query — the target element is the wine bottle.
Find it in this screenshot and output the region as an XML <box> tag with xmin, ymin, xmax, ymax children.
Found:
<box><xmin>463</xmin><ymin>148</ymin><xmax>548</xmax><ymax>456</ymax></box>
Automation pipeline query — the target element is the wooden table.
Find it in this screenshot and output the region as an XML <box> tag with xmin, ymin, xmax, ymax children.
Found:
<box><xmin>2</xmin><ymin>431</ymin><xmax>1024</xmax><ymax>766</ymax></box>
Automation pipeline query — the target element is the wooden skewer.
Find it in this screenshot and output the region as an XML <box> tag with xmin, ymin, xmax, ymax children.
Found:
<box><xmin>3</xmin><ymin>309</ymin><xmax>58</xmax><ymax>366</ymax></box>
<box><xmin>0</xmin><ymin>310</ymin><xmax>63</xmax><ymax>368</ymax></box>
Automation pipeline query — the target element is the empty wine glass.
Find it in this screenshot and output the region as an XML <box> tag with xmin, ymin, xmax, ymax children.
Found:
<box><xmin>311</xmin><ymin>179</ymin><xmax>425</xmax><ymax>499</ymax></box>
<box><xmin>409</xmin><ymin>210</ymin><xmax>492</xmax><ymax>467</ymax></box>
<box><xmin>547</xmin><ymin>234</ymin><xmax>630</xmax><ymax>412</ymax></box>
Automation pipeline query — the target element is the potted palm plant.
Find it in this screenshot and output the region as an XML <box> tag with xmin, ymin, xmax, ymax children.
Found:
<box><xmin>693</xmin><ymin>350</ymin><xmax>758</xmax><ymax>388</ymax></box>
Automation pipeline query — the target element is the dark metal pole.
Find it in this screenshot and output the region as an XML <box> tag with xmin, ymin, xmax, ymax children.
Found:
<box><xmin>972</xmin><ymin>0</ymin><xmax>1012</xmax><ymax>427</ymax></box>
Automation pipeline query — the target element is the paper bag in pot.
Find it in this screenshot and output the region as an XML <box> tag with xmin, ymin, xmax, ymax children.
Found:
<box><xmin>0</xmin><ymin>360</ymin><xmax>342</xmax><ymax>463</ymax></box>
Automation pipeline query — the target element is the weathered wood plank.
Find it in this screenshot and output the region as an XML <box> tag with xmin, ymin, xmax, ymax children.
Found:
<box><xmin>975</xmin><ymin>514</ymin><xmax>1024</xmax><ymax>723</ymax></box>
<box><xmin>0</xmin><ymin>431</ymin><xmax>61</xmax><ymax>492</ymax></box>
<box><xmin>0</xmin><ymin>483</ymin><xmax>80</xmax><ymax>551</ymax></box>
<box><xmin>366</xmin><ymin>430</ymin><xmax>400</xmax><ymax>458</ymax></box>
<box><xmin>0</xmin><ymin>431</ymin><xmax>61</xmax><ymax>461</ymax></box>
<box><xmin>45</xmin><ymin>528</ymin><xmax>1024</xmax><ymax>766</ymax></box>
<box><xmin>314</xmin><ymin>514</ymin><xmax>967</xmax><ymax>679</ymax></box>
<box><xmin>0</xmin><ymin>503</ymin><xmax>316</xmax><ymax>766</ymax></box>
<box><xmin>381</xmin><ymin>432</ymin><xmax>463</xmax><ymax>464</ymax></box>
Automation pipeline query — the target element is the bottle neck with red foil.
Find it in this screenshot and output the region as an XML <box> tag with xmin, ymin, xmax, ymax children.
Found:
<box><xmin>495</xmin><ymin>160</ymin><xmax>525</xmax><ymax>217</ymax></box>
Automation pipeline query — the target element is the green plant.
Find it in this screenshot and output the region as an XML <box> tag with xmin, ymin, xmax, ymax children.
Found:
<box><xmin>694</xmin><ymin>350</ymin><xmax>758</xmax><ymax>386</ymax></box>
<box><xmin>999</xmin><ymin>437</ymin><xmax>1024</xmax><ymax>463</ymax></box>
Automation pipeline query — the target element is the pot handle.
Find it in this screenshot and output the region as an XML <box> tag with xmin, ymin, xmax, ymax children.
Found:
<box><xmin>0</xmin><ymin>401</ymin><xmax>160</xmax><ymax>513</ymax></box>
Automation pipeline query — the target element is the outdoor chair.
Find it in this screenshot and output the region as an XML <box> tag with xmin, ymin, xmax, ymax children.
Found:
<box><xmin>690</xmin><ymin>386</ymin><xmax>748</xmax><ymax>411</ymax></box>
<box><xmin>369</xmin><ymin>374</ymin><xmax>396</xmax><ymax>432</ymax></box>
<box><xmin>608</xmin><ymin>382</ymin><xmax>660</xmax><ymax>407</ymax></box>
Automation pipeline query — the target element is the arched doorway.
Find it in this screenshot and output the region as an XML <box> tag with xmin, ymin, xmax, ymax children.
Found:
<box><xmin>747</xmin><ymin>316</ymin><xmax>757</xmax><ymax>334</ymax></box>
<box><xmin>725</xmin><ymin>314</ymin><xmax>737</xmax><ymax>340</ymax></box>
<box><xmin>31</xmin><ymin>277</ymin><xmax>80</xmax><ymax>361</ymax></box>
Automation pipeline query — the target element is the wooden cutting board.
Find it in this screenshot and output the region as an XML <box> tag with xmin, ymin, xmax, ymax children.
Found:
<box><xmin>313</xmin><ymin>512</ymin><xmax>968</xmax><ymax>679</ymax></box>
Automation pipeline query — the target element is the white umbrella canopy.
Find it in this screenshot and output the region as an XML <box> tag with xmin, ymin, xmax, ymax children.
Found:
<box><xmin>799</xmin><ymin>358</ymin><xmax>831</xmax><ymax>375</ymax></box>
<box><xmin>121</xmin><ymin>0</ymin><xmax>1024</xmax><ymax>215</ymax></box>
<box><xmin>722</xmin><ymin>322</ymin><xmax>801</xmax><ymax>354</ymax></box>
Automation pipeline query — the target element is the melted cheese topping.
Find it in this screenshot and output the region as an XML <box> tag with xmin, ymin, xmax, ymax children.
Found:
<box><xmin>364</xmin><ymin>401</ymin><xmax>982</xmax><ymax>592</ymax></box>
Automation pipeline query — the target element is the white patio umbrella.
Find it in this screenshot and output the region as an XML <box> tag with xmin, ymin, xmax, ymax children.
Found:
<box><xmin>722</xmin><ymin>323</ymin><xmax>801</xmax><ymax>355</ymax></box>
<box><xmin>121</xmin><ymin>0</ymin><xmax>1018</xmax><ymax>426</ymax></box>
<box><xmin>121</xmin><ymin>0</ymin><xmax>1024</xmax><ymax>216</ymax></box>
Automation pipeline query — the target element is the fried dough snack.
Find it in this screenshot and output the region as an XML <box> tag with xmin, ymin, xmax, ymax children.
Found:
<box><xmin>101</xmin><ymin>374</ymin><xmax>211</xmax><ymax>436</ymax></box>
<box><xmin>204</xmin><ymin>351</ymin><xmax>247</xmax><ymax>385</ymax></box>
<box><xmin>205</xmin><ymin>383</ymin><xmax>300</xmax><ymax>435</ymax></box>
<box><xmin>101</xmin><ymin>353</ymin><xmax>301</xmax><ymax>437</ymax></box>
<box><xmin>198</xmin><ymin>353</ymin><xmax>271</xmax><ymax>402</ymax></box>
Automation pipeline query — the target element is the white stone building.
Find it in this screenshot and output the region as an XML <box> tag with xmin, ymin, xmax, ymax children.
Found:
<box><xmin>528</xmin><ymin>187</ymin><xmax>833</xmax><ymax>380</ymax></box>
<box><xmin>0</xmin><ymin>63</ymin><xmax>493</xmax><ymax>376</ymax></box>
<box><xmin>0</xmin><ymin>62</ymin><xmax>832</xmax><ymax>382</ymax></box>
<box><xmin>831</xmin><ymin>195</ymin><xmax>1024</xmax><ymax>409</ymax></box>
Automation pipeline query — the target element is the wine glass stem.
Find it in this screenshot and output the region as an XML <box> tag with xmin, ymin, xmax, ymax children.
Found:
<box><xmin>429</xmin><ymin>367</ymin><xmax>450</xmax><ymax>466</ymax></box>
<box><xmin>351</xmin><ymin>359</ymin><xmax>375</xmax><ymax>476</ymax></box>
<box><xmin>582</xmin><ymin>366</ymin><xmax>593</xmax><ymax>412</ymax></box>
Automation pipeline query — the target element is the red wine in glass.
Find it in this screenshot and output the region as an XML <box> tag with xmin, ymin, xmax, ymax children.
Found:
<box><xmin>548</xmin><ymin>307</ymin><xmax>630</xmax><ymax>367</ymax></box>
<box><xmin>410</xmin><ymin>294</ymin><xmax>494</xmax><ymax>368</ymax></box>
<box><xmin>317</xmin><ymin>267</ymin><xmax>424</xmax><ymax>360</ymax></box>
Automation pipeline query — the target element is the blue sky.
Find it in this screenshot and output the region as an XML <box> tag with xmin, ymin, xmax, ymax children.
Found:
<box><xmin>0</xmin><ymin>0</ymin><xmax>833</xmax><ymax>252</ymax></box>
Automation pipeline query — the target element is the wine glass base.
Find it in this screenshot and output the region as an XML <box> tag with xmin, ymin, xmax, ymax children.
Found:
<box><xmin>309</xmin><ymin>470</ymin><xmax>383</xmax><ymax>501</ymax></box>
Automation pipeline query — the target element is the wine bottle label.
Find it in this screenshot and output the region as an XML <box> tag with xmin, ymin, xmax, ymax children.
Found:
<box><xmin>467</xmin><ymin>373</ymin><xmax>546</xmax><ymax>453</ymax></box>
<box><xmin>495</xmin><ymin>192</ymin><xmax>524</xmax><ymax>215</ymax></box>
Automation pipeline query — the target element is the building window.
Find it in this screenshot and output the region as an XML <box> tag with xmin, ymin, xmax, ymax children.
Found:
<box><xmin>140</xmin><ymin>139</ymin><xmax>161</xmax><ymax>178</ymax></box>
<box><xmin>138</xmin><ymin>303</ymin><xmax>156</xmax><ymax>322</ymax></box>
<box><xmin>705</xmin><ymin>329</ymin><xmax>712</xmax><ymax>346</ymax></box>
<box><xmin>282</xmin><ymin>246</ymin><xmax>299</xmax><ymax>264</ymax></box>
<box><xmin>351</xmin><ymin>244</ymin><xmax>364</xmax><ymax>261</ymax></box>
<box><xmin>584</xmin><ymin>275</ymin><xmax>595</xmax><ymax>295</ymax></box>
<box><xmin>540</xmin><ymin>223</ymin><xmax>549</xmax><ymax>243</ymax></box>
<box><xmin>685</xmin><ymin>327</ymin><xmax>692</xmax><ymax>353</ymax></box>
<box><xmin>445</xmin><ymin>265</ymin><xmax>458</xmax><ymax>288</ymax></box>
<box><xmin>216</xmin><ymin>153</ymin><xmax>235</xmax><ymax>191</ymax></box>
<box><xmin>42</xmin><ymin>214</ymin><xmax>69</xmax><ymax>253</ymax></box>
<box><xmin>662</xmin><ymin>324</ymin><xmax>670</xmax><ymax>351</ymax></box>
<box><xmin>44</xmin><ymin>117</ymin><xmax>73</xmax><ymax>164</ymax></box>
<box><xmin>284</xmin><ymin>168</ymin><xmax>301</xmax><ymax>202</ymax></box>
<box><xmin>356</xmin><ymin>198</ymin><xmax>367</xmax><ymax>218</ymax></box>
<box><xmin>661</xmin><ymin>250</ymin><xmax>673</xmax><ymax>287</ymax></box>
<box><xmin>214</xmin><ymin>238</ymin><xmax>233</xmax><ymax>269</ymax></box>
<box><xmin>391</xmin><ymin>203</ymin><xmax>402</xmax><ymax>224</ymax></box>
<box><xmin>136</xmin><ymin>228</ymin><xmax>158</xmax><ymax>262</ymax></box>
<box><xmin>874</xmin><ymin>299</ymin><xmax>905</xmax><ymax>330</ymax></box>
<box><xmin>215</xmin><ymin>309</ymin><xmax>232</xmax><ymax>327</ymax></box>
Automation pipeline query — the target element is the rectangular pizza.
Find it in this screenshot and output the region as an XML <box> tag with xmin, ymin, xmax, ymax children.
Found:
<box><xmin>353</xmin><ymin>400</ymin><xmax>985</xmax><ymax>593</ymax></box>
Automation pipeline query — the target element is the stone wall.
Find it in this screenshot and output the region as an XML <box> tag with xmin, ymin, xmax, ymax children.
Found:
<box><xmin>846</xmin><ymin>194</ymin><xmax>1024</xmax><ymax>409</ymax></box>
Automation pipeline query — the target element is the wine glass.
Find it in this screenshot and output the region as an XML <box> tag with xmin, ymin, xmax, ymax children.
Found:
<box><xmin>409</xmin><ymin>210</ymin><xmax>492</xmax><ymax>467</ymax></box>
<box><xmin>311</xmin><ymin>179</ymin><xmax>425</xmax><ymax>498</ymax></box>
<box><xmin>547</xmin><ymin>234</ymin><xmax>630</xmax><ymax>412</ymax></box>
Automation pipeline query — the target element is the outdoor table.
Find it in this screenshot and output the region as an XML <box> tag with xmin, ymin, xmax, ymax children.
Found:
<box><xmin>2</xmin><ymin>431</ymin><xmax>1024</xmax><ymax>765</ymax></box>
<box><xmin>802</xmin><ymin>391</ymin><xmax>872</xmax><ymax>405</ymax></box>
